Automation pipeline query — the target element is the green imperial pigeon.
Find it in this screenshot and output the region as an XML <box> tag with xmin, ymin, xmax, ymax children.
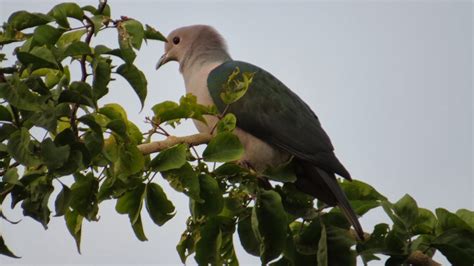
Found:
<box><xmin>156</xmin><ymin>25</ymin><xmax>364</xmax><ymax>239</ymax></box>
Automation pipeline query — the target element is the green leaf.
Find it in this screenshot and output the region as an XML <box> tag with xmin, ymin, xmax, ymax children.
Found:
<box><xmin>94</xmin><ymin>45</ymin><xmax>123</xmax><ymax>58</ymax></box>
<box><xmin>195</xmin><ymin>217</ymin><xmax>223</xmax><ymax>265</ymax></box>
<box><xmin>237</xmin><ymin>213</ymin><xmax>260</xmax><ymax>256</ymax></box>
<box><xmin>176</xmin><ymin>232</ymin><xmax>195</xmax><ymax>263</ymax></box>
<box><xmin>213</xmin><ymin>162</ymin><xmax>247</xmax><ymax>177</ymax></box>
<box><xmin>3</xmin><ymin>168</ymin><xmax>20</xmax><ymax>185</ymax></box>
<box><xmin>203</xmin><ymin>132</ymin><xmax>244</xmax><ymax>162</ymax></box>
<box><xmin>0</xmin><ymin>31</ymin><xmax>26</xmax><ymax>45</ymax></box>
<box><xmin>253</xmin><ymin>190</ymin><xmax>287</xmax><ymax>264</ymax></box>
<box><xmin>116</xmin><ymin>63</ymin><xmax>147</xmax><ymax>108</ymax></box>
<box><xmin>7</xmin><ymin>128</ymin><xmax>40</xmax><ymax>167</ymax></box>
<box><xmin>32</xmin><ymin>25</ymin><xmax>64</xmax><ymax>47</ymax></box>
<box><xmin>116</xmin><ymin>183</ymin><xmax>146</xmax><ymax>224</ymax></box>
<box><xmin>145</xmin><ymin>183</ymin><xmax>175</xmax><ymax>226</ymax></box>
<box><xmin>90</xmin><ymin>15</ymin><xmax>106</xmax><ymax>35</ymax></box>
<box><xmin>144</xmin><ymin>24</ymin><xmax>167</xmax><ymax>42</ymax></box>
<box><xmin>162</xmin><ymin>162</ymin><xmax>201</xmax><ymax>202</ymax></box>
<box><xmin>78</xmin><ymin>114</ymin><xmax>104</xmax><ymax>157</ymax></box>
<box><xmin>263</xmin><ymin>159</ymin><xmax>297</xmax><ymax>183</ymax></box>
<box><xmin>276</xmin><ymin>183</ymin><xmax>314</xmax><ymax>218</ymax></box>
<box><xmin>431</xmin><ymin>229</ymin><xmax>474</xmax><ymax>266</ymax></box>
<box><xmin>0</xmin><ymin>124</ymin><xmax>17</xmax><ymax>142</ymax></box>
<box><xmin>356</xmin><ymin>223</ymin><xmax>388</xmax><ymax>264</ymax></box>
<box><xmin>220</xmin><ymin>67</ymin><xmax>255</xmax><ymax>105</ymax></box>
<box><xmin>24</xmin><ymin>76</ymin><xmax>50</xmax><ymax>95</ymax></box>
<box><xmin>107</xmin><ymin>119</ymin><xmax>127</xmax><ymax>138</ymax></box>
<box><xmin>99</xmin><ymin>103</ymin><xmax>127</xmax><ymax>121</ymax></box>
<box><xmin>70</xmin><ymin>173</ymin><xmax>99</xmax><ymax>221</ymax></box>
<box><xmin>193</xmin><ymin>174</ymin><xmax>224</xmax><ymax>216</ymax></box>
<box><xmin>64</xmin><ymin>208</ymin><xmax>83</xmax><ymax>253</ymax></box>
<box><xmin>116</xmin><ymin>183</ymin><xmax>148</xmax><ymax>241</ymax></box>
<box><xmin>48</xmin><ymin>3</ymin><xmax>84</xmax><ymax>28</ymax></box>
<box><xmin>0</xmin><ymin>235</ymin><xmax>20</xmax><ymax>258</ymax></box>
<box><xmin>0</xmin><ymin>105</ymin><xmax>12</xmax><ymax>122</ymax></box>
<box><xmin>393</xmin><ymin>194</ymin><xmax>418</xmax><ymax>230</ymax></box>
<box><xmin>57</xmin><ymin>29</ymin><xmax>86</xmax><ymax>48</ymax></box>
<box><xmin>63</xmin><ymin>41</ymin><xmax>92</xmax><ymax>58</ymax></box>
<box><xmin>58</xmin><ymin>81</ymin><xmax>95</xmax><ymax>108</ymax></box>
<box><xmin>0</xmin><ymin>77</ymin><xmax>46</xmax><ymax>111</ymax></box>
<box><xmin>412</xmin><ymin>208</ymin><xmax>437</xmax><ymax>235</ymax></box>
<box><xmin>40</xmin><ymin>138</ymin><xmax>70</xmax><ymax>170</ymax></box>
<box><xmin>117</xmin><ymin>22</ymin><xmax>136</xmax><ymax>63</ymax></box>
<box><xmin>317</xmin><ymin>223</ymin><xmax>328</xmax><ymax>266</ymax></box>
<box><xmin>151</xmin><ymin>95</ymin><xmax>217</xmax><ymax>125</ymax></box>
<box><xmin>7</xmin><ymin>11</ymin><xmax>53</xmax><ymax>31</ymax></box>
<box><xmin>92</xmin><ymin>57</ymin><xmax>111</xmax><ymax>100</ymax></box>
<box><xmin>114</xmin><ymin>143</ymin><xmax>145</xmax><ymax>181</ymax></box>
<box><xmin>151</xmin><ymin>101</ymin><xmax>179</xmax><ymax>119</ymax></box>
<box><xmin>21</xmin><ymin>175</ymin><xmax>54</xmax><ymax>229</ymax></box>
<box><xmin>456</xmin><ymin>209</ymin><xmax>474</xmax><ymax>231</ymax></box>
<box><xmin>436</xmin><ymin>208</ymin><xmax>472</xmax><ymax>233</ymax></box>
<box><xmin>325</xmin><ymin>225</ymin><xmax>356</xmax><ymax>265</ymax></box>
<box><xmin>122</xmin><ymin>19</ymin><xmax>145</xmax><ymax>49</ymax></box>
<box><xmin>340</xmin><ymin>179</ymin><xmax>386</xmax><ymax>201</ymax></box>
<box><xmin>54</xmin><ymin>184</ymin><xmax>72</xmax><ymax>217</ymax></box>
<box><xmin>17</xmin><ymin>46</ymin><xmax>59</xmax><ymax>70</ymax></box>
<box><xmin>150</xmin><ymin>143</ymin><xmax>188</xmax><ymax>172</ymax></box>
<box><xmin>216</xmin><ymin>113</ymin><xmax>236</xmax><ymax>133</ymax></box>
<box><xmin>131</xmin><ymin>214</ymin><xmax>148</xmax><ymax>241</ymax></box>
<box><xmin>294</xmin><ymin>219</ymin><xmax>321</xmax><ymax>255</ymax></box>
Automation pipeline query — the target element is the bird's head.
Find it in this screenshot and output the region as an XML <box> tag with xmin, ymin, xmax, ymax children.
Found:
<box><xmin>156</xmin><ymin>25</ymin><xmax>231</xmax><ymax>72</ymax></box>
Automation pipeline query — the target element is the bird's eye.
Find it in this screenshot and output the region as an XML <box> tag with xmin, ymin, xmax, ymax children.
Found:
<box><xmin>172</xmin><ymin>36</ymin><xmax>180</xmax><ymax>45</ymax></box>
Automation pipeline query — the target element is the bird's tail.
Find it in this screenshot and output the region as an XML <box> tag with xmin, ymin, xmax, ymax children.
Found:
<box><xmin>315</xmin><ymin>167</ymin><xmax>365</xmax><ymax>241</ymax></box>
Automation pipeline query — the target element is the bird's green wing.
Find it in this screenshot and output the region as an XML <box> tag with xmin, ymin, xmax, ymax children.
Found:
<box><xmin>208</xmin><ymin>60</ymin><xmax>351</xmax><ymax>179</ymax></box>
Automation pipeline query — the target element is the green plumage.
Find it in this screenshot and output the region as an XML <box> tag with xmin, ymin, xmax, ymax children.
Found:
<box><xmin>208</xmin><ymin>60</ymin><xmax>364</xmax><ymax>240</ymax></box>
<box><xmin>208</xmin><ymin>60</ymin><xmax>350</xmax><ymax>179</ymax></box>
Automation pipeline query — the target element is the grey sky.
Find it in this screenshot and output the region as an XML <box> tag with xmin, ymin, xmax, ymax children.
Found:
<box><xmin>0</xmin><ymin>1</ymin><xmax>472</xmax><ymax>265</ymax></box>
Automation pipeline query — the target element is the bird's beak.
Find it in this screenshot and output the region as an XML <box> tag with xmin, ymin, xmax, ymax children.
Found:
<box><xmin>156</xmin><ymin>53</ymin><xmax>169</xmax><ymax>70</ymax></box>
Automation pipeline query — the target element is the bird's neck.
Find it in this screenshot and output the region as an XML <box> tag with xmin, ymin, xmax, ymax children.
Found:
<box><xmin>182</xmin><ymin>60</ymin><xmax>225</xmax><ymax>96</ymax></box>
<box><xmin>179</xmin><ymin>46</ymin><xmax>231</xmax><ymax>74</ymax></box>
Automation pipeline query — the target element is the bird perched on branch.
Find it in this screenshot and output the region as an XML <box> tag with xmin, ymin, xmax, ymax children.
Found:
<box><xmin>156</xmin><ymin>25</ymin><xmax>364</xmax><ymax>240</ymax></box>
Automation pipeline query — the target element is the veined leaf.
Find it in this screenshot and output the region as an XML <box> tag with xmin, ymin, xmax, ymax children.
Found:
<box><xmin>252</xmin><ymin>190</ymin><xmax>287</xmax><ymax>264</ymax></box>
<box><xmin>144</xmin><ymin>24</ymin><xmax>167</xmax><ymax>42</ymax></box>
<box><xmin>0</xmin><ymin>76</ymin><xmax>46</xmax><ymax>111</ymax></box>
<box><xmin>145</xmin><ymin>183</ymin><xmax>175</xmax><ymax>226</ymax></box>
<box><xmin>0</xmin><ymin>235</ymin><xmax>20</xmax><ymax>258</ymax></box>
<box><xmin>17</xmin><ymin>46</ymin><xmax>59</xmax><ymax>70</ymax></box>
<box><xmin>32</xmin><ymin>25</ymin><xmax>64</xmax><ymax>47</ymax></box>
<box><xmin>64</xmin><ymin>209</ymin><xmax>83</xmax><ymax>253</ymax></box>
<box><xmin>116</xmin><ymin>63</ymin><xmax>147</xmax><ymax>109</ymax></box>
<box><xmin>193</xmin><ymin>174</ymin><xmax>224</xmax><ymax>216</ymax></box>
<box><xmin>122</xmin><ymin>19</ymin><xmax>144</xmax><ymax>49</ymax></box>
<box><xmin>70</xmin><ymin>173</ymin><xmax>99</xmax><ymax>221</ymax></box>
<box><xmin>203</xmin><ymin>132</ymin><xmax>243</xmax><ymax>162</ymax></box>
<box><xmin>7</xmin><ymin>128</ymin><xmax>40</xmax><ymax>167</ymax></box>
<box><xmin>7</xmin><ymin>11</ymin><xmax>53</xmax><ymax>31</ymax></box>
<box><xmin>216</xmin><ymin>113</ymin><xmax>236</xmax><ymax>133</ymax></box>
<box><xmin>162</xmin><ymin>162</ymin><xmax>201</xmax><ymax>202</ymax></box>
<box><xmin>48</xmin><ymin>2</ymin><xmax>84</xmax><ymax>28</ymax></box>
<box><xmin>150</xmin><ymin>143</ymin><xmax>188</xmax><ymax>172</ymax></box>
<box><xmin>40</xmin><ymin>138</ymin><xmax>70</xmax><ymax>170</ymax></box>
<box><xmin>92</xmin><ymin>57</ymin><xmax>111</xmax><ymax>100</ymax></box>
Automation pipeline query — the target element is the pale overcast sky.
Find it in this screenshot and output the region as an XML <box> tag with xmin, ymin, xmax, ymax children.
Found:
<box><xmin>0</xmin><ymin>1</ymin><xmax>472</xmax><ymax>265</ymax></box>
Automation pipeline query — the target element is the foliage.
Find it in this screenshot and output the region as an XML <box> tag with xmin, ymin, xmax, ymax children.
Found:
<box><xmin>0</xmin><ymin>2</ymin><xmax>472</xmax><ymax>265</ymax></box>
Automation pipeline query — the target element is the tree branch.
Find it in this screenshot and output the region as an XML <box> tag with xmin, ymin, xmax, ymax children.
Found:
<box><xmin>137</xmin><ymin>133</ymin><xmax>212</xmax><ymax>155</ymax></box>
